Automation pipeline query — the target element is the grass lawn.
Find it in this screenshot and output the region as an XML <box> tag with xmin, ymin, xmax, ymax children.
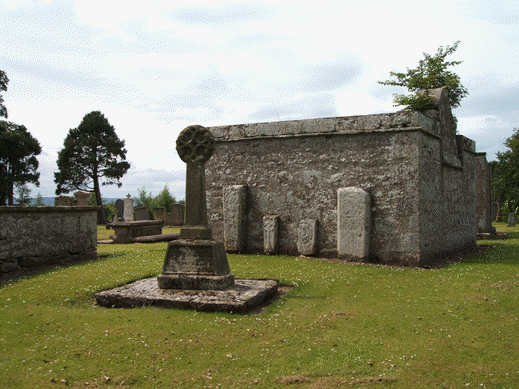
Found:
<box><xmin>1</xmin><ymin>225</ymin><xmax>518</xmax><ymax>388</ymax></box>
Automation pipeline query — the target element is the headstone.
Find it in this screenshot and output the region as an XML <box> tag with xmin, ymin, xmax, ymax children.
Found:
<box><xmin>134</xmin><ymin>205</ymin><xmax>150</xmax><ymax>221</ymax></box>
<box><xmin>223</xmin><ymin>185</ymin><xmax>247</xmax><ymax>253</ymax></box>
<box><xmin>297</xmin><ymin>219</ymin><xmax>317</xmax><ymax>256</ymax></box>
<box><xmin>337</xmin><ymin>187</ymin><xmax>371</xmax><ymax>259</ymax></box>
<box><xmin>74</xmin><ymin>190</ymin><xmax>91</xmax><ymax>206</ymax></box>
<box><xmin>153</xmin><ymin>207</ymin><xmax>166</xmax><ymax>222</ymax></box>
<box><xmin>263</xmin><ymin>215</ymin><xmax>279</xmax><ymax>255</ymax></box>
<box><xmin>54</xmin><ymin>196</ymin><xmax>76</xmax><ymax>206</ymax></box>
<box><xmin>123</xmin><ymin>194</ymin><xmax>134</xmax><ymax>222</ymax></box>
<box><xmin>169</xmin><ymin>204</ymin><xmax>185</xmax><ymax>226</ymax></box>
<box><xmin>115</xmin><ymin>199</ymin><xmax>124</xmax><ymax>222</ymax></box>
<box><xmin>507</xmin><ymin>213</ymin><xmax>516</xmax><ymax>227</ymax></box>
<box><xmin>158</xmin><ymin>125</ymin><xmax>234</xmax><ymax>290</ymax></box>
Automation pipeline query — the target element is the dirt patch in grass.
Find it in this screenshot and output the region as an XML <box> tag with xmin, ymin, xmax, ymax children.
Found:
<box><xmin>279</xmin><ymin>375</ymin><xmax>312</xmax><ymax>384</ymax></box>
<box><xmin>277</xmin><ymin>375</ymin><xmax>396</xmax><ymax>388</ymax></box>
<box><xmin>310</xmin><ymin>376</ymin><xmax>396</xmax><ymax>388</ymax></box>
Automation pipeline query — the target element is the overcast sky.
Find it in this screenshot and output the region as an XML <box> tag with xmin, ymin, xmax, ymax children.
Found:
<box><xmin>1</xmin><ymin>0</ymin><xmax>518</xmax><ymax>200</ymax></box>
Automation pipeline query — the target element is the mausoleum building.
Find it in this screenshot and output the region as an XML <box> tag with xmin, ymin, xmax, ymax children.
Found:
<box><xmin>205</xmin><ymin>88</ymin><xmax>489</xmax><ymax>267</ymax></box>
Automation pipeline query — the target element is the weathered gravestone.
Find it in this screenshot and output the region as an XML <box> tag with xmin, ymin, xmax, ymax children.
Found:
<box><xmin>123</xmin><ymin>194</ymin><xmax>134</xmax><ymax>222</ymax></box>
<box><xmin>157</xmin><ymin>125</ymin><xmax>234</xmax><ymax>290</ymax></box>
<box><xmin>507</xmin><ymin>213</ymin><xmax>516</xmax><ymax>227</ymax></box>
<box><xmin>74</xmin><ymin>190</ymin><xmax>91</xmax><ymax>206</ymax></box>
<box><xmin>114</xmin><ymin>199</ymin><xmax>124</xmax><ymax>222</ymax></box>
<box><xmin>134</xmin><ymin>205</ymin><xmax>150</xmax><ymax>221</ymax></box>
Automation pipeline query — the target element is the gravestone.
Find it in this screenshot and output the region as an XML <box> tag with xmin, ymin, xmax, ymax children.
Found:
<box><xmin>337</xmin><ymin>187</ymin><xmax>371</xmax><ymax>259</ymax></box>
<box><xmin>169</xmin><ymin>204</ymin><xmax>185</xmax><ymax>226</ymax></box>
<box><xmin>134</xmin><ymin>205</ymin><xmax>150</xmax><ymax>221</ymax></box>
<box><xmin>297</xmin><ymin>219</ymin><xmax>318</xmax><ymax>256</ymax></box>
<box><xmin>263</xmin><ymin>215</ymin><xmax>279</xmax><ymax>255</ymax></box>
<box><xmin>158</xmin><ymin>125</ymin><xmax>234</xmax><ymax>290</ymax></box>
<box><xmin>54</xmin><ymin>196</ymin><xmax>76</xmax><ymax>206</ymax></box>
<box><xmin>123</xmin><ymin>194</ymin><xmax>134</xmax><ymax>222</ymax></box>
<box><xmin>507</xmin><ymin>213</ymin><xmax>516</xmax><ymax>227</ymax></box>
<box><xmin>153</xmin><ymin>207</ymin><xmax>166</xmax><ymax>222</ymax></box>
<box><xmin>223</xmin><ymin>185</ymin><xmax>247</xmax><ymax>253</ymax></box>
<box><xmin>115</xmin><ymin>199</ymin><xmax>124</xmax><ymax>222</ymax></box>
<box><xmin>74</xmin><ymin>190</ymin><xmax>91</xmax><ymax>206</ymax></box>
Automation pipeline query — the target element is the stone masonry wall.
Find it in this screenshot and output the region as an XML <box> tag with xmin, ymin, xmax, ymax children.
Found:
<box><xmin>0</xmin><ymin>206</ymin><xmax>98</xmax><ymax>275</ymax></box>
<box><xmin>205</xmin><ymin>89</ymin><xmax>479</xmax><ymax>266</ymax></box>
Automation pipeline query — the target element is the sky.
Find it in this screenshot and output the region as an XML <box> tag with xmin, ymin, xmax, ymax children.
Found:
<box><xmin>1</xmin><ymin>0</ymin><xmax>518</xmax><ymax>201</ymax></box>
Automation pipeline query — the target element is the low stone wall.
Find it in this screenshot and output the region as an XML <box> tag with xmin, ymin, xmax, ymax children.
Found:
<box><xmin>0</xmin><ymin>206</ymin><xmax>98</xmax><ymax>275</ymax></box>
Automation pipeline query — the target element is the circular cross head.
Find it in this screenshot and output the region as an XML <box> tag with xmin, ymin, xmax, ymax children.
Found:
<box><xmin>176</xmin><ymin>125</ymin><xmax>215</xmax><ymax>164</ymax></box>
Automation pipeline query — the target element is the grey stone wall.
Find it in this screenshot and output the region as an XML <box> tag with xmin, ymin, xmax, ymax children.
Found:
<box><xmin>205</xmin><ymin>88</ymin><xmax>479</xmax><ymax>266</ymax></box>
<box><xmin>0</xmin><ymin>206</ymin><xmax>98</xmax><ymax>275</ymax></box>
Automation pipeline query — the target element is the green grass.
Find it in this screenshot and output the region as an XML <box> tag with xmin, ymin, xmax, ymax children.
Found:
<box><xmin>1</xmin><ymin>226</ymin><xmax>518</xmax><ymax>388</ymax></box>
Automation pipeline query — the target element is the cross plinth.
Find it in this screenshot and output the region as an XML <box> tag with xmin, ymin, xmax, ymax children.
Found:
<box><xmin>157</xmin><ymin>125</ymin><xmax>234</xmax><ymax>290</ymax></box>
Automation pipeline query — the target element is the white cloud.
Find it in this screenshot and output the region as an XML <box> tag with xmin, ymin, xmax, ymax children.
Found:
<box><xmin>3</xmin><ymin>0</ymin><xmax>519</xmax><ymax>199</ymax></box>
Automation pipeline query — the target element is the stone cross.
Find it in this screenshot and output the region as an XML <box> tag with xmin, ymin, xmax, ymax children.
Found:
<box><xmin>176</xmin><ymin>125</ymin><xmax>215</xmax><ymax>240</ymax></box>
<box><xmin>157</xmin><ymin>124</ymin><xmax>234</xmax><ymax>290</ymax></box>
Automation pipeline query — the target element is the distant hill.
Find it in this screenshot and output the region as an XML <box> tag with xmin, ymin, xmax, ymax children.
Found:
<box><xmin>28</xmin><ymin>197</ymin><xmax>121</xmax><ymax>206</ymax></box>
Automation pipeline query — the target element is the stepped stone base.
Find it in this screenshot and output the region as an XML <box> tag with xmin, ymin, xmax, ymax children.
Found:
<box><xmin>95</xmin><ymin>277</ymin><xmax>279</xmax><ymax>314</ymax></box>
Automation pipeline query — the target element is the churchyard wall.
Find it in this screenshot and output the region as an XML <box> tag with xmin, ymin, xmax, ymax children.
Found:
<box><xmin>205</xmin><ymin>88</ymin><xmax>480</xmax><ymax>266</ymax></box>
<box><xmin>0</xmin><ymin>206</ymin><xmax>97</xmax><ymax>275</ymax></box>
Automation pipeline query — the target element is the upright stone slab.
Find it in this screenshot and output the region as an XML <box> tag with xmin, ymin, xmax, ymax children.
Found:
<box><xmin>169</xmin><ymin>204</ymin><xmax>185</xmax><ymax>226</ymax></box>
<box><xmin>123</xmin><ymin>194</ymin><xmax>134</xmax><ymax>222</ymax></box>
<box><xmin>74</xmin><ymin>190</ymin><xmax>91</xmax><ymax>206</ymax></box>
<box><xmin>297</xmin><ymin>219</ymin><xmax>317</xmax><ymax>256</ymax></box>
<box><xmin>223</xmin><ymin>185</ymin><xmax>247</xmax><ymax>253</ymax></box>
<box><xmin>153</xmin><ymin>207</ymin><xmax>166</xmax><ymax>222</ymax></box>
<box><xmin>158</xmin><ymin>125</ymin><xmax>234</xmax><ymax>290</ymax></box>
<box><xmin>115</xmin><ymin>199</ymin><xmax>124</xmax><ymax>222</ymax></box>
<box><xmin>508</xmin><ymin>213</ymin><xmax>517</xmax><ymax>227</ymax></box>
<box><xmin>337</xmin><ymin>187</ymin><xmax>371</xmax><ymax>260</ymax></box>
<box><xmin>134</xmin><ymin>205</ymin><xmax>150</xmax><ymax>221</ymax></box>
<box><xmin>54</xmin><ymin>196</ymin><xmax>76</xmax><ymax>206</ymax></box>
<box><xmin>263</xmin><ymin>215</ymin><xmax>279</xmax><ymax>255</ymax></box>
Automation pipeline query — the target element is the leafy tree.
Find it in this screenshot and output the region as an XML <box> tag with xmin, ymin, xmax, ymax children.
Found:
<box><xmin>34</xmin><ymin>192</ymin><xmax>45</xmax><ymax>206</ymax></box>
<box><xmin>491</xmin><ymin>128</ymin><xmax>519</xmax><ymax>220</ymax></box>
<box><xmin>54</xmin><ymin>111</ymin><xmax>130</xmax><ymax>224</ymax></box>
<box><xmin>0</xmin><ymin>70</ymin><xmax>9</xmax><ymax>118</ymax></box>
<box><xmin>135</xmin><ymin>185</ymin><xmax>178</xmax><ymax>219</ymax></box>
<box><xmin>155</xmin><ymin>184</ymin><xmax>176</xmax><ymax>212</ymax></box>
<box><xmin>0</xmin><ymin>120</ymin><xmax>41</xmax><ymax>205</ymax></box>
<box><xmin>378</xmin><ymin>41</ymin><xmax>468</xmax><ymax>115</ymax></box>
<box><xmin>15</xmin><ymin>183</ymin><xmax>32</xmax><ymax>204</ymax></box>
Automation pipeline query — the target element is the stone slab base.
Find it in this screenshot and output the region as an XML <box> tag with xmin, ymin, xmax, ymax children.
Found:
<box><xmin>95</xmin><ymin>277</ymin><xmax>279</xmax><ymax>314</ymax></box>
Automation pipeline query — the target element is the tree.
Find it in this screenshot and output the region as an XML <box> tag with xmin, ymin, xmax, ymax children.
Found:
<box><xmin>0</xmin><ymin>70</ymin><xmax>9</xmax><ymax>118</ymax></box>
<box><xmin>155</xmin><ymin>184</ymin><xmax>176</xmax><ymax>212</ymax></box>
<box><xmin>378</xmin><ymin>41</ymin><xmax>468</xmax><ymax>115</ymax></box>
<box><xmin>54</xmin><ymin>111</ymin><xmax>130</xmax><ymax>224</ymax></box>
<box><xmin>135</xmin><ymin>185</ymin><xmax>178</xmax><ymax>219</ymax></box>
<box><xmin>34</xmin><ymin>192</ymin><xmax>45</xmax><ymax>206</ymax></box>
<box><xmin>15</xmin><ymin>183</ymin><xmax>32</xmax><ymax>205</ymax></box>
<box><xmin>491</xmin><ymin>128</ymin><xmax>519</xmax><ymax>220</ymax></box>
<box><xmin>0</xmin><ymin>120</ymin><xmax>41</xmax><ymax>205</ymax></box>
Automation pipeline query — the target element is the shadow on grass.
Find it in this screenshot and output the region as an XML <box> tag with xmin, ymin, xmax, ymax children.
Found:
<box><xmin>0</xmin><ymin>254</ymin><xmax>111</xmax><ymax>286</ymax></box>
